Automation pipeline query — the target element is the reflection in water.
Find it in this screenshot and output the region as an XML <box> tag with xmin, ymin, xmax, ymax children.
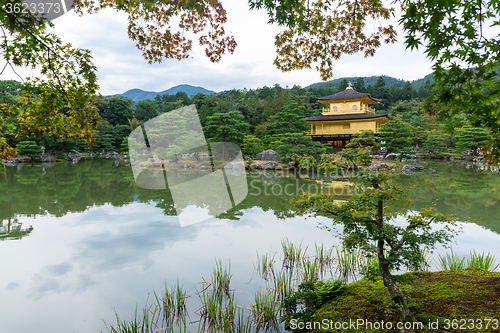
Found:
<box><xmin>2</xmin><ymin>160</ymin><xmax>500</xmax><ymax>238</ymax></box>
<box><xmin>391</xmin><ymin>161</ymin><xmax>500</xmax><ymax>234</ymax></box>
<box><xmin>0</xmin><ymin>159</ymin><xmax>500</xmax><ymax>333</ymax></box>
<box><xmin>0</xmin><ymin>217</ymin><xmax>33</xmax><ymax>241</ymax></box>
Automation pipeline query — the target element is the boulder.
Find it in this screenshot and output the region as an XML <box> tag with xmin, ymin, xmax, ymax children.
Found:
<box><xmin>3</xmin><ymin>158</ymin><xmax>16</xmax><ymax>166</ymax></box>
<box><xmin>402</xmin><ymin>163</ymin><xmax>424</xmax><ymax>172</ymax></box>
<box><xmin>67</xmin><ymin>150</ymin><xmax>80</xmax><ymax>162</ymax></box>
<box><xmin>428</xmin><ymin>168</ymin><xmax>437</xmax><ymax>173</ymax></box>
<box><xmin>384</xmin><ymin>153</ymin><xmax>398</xmax><ymax>160</ymax></box>
<box><xmin>225</xmin><ymin>162</ymin><xmax>245</xmax><ymax>170</ymax></box>
<box><xmin>380</xmin><ymin>163</ymin><xmax>389</xmax><ymax>169</ymax></box>
<box><xmin>41</xmin><ymin>154</ymin><xmax>52</xmax><ymax>162</ymax></box>
<box><xmin>256</xmin><ymin>149</ymin><xmax>280</xmax><ymax>161</ymax></box>
<box><xmin>402</xmin><ymin>163</ymin><xmax>424</xmax><ymax>175</ymax></box>
<box><xmin>261</xmin><ymin>161</ymin><xmax>278</xmax><ymax>170</ymax></box>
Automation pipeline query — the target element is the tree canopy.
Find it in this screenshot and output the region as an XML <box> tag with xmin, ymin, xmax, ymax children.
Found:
<box><xmin>249</xmin><ymin>0</ymin><xmax>500</xmax><ymax>159</ymax></box>
<box><xmin>2</xmin><ymin>0</ymin><xmax>500</xmax><ymax>158</ymax></box>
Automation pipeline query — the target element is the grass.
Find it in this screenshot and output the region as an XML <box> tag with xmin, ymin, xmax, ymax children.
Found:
<box><xmin>153</xmin><ymin>280</ymin><xmax>188</xmax><ymax>325</ymax></box>
<box><xmin>437</xmin><ymin>249</ymin><xmax>499</xmax><ymax>272</ymax></box>
<box><xmin>103</xmin><ymin>242</ymin><xmax>500</xmax><ymax>333</ymax></box>
<box><xmin>437</xmin><ymin>249</ymin><xmax>467</xmax><ymax>271</ymax></box>
<box><xmin>197</xmin><ymin>259</ymin><xmax>237</xmax><ymax>332</ymax></box>
<box><xmin>281</xmin><ymin>238</ymin><xmax>308</xmax><ymax>268</ymax></box>
<box><xmin>212</xmin><ymin>259</ymin><xmax>232</xmax><ymax>298</ymax></box>
<box><xmin>256</xmin><ymin>251</ymin><xmax>276</xmax><ymax>279</ymax></box>
<box><xmin>310</xmin><ymin>268</ymin><xmax>500</xmax><ymax>332</ymax></box>
<box><xmin>269</xmin><ymin>269</ymin><xmax>294</xmax><ymax>303</ymax></box>
<box><xmin>333</xmin><ymin>244</ymin><xmax>363</xmax><ymax>282</ymax></box>
<box><xmin>314</xmin><ymin>244</ymin><xmax>335</xmax><ymax>275</ymax></box>
<box><xmin>104</xmin><ymin>303</ymin><xmax>161</xmax><ymax>333</ymax></box>
<box><xmin>302</xmin><ymin>258</ymin><xmax>320</xmax><ymax>283</ymax></box>
<box><xmin>251</xmin><ymin>288</ymin><xmax>280</xmax><ymax>333</ymax></box>
<box><xmin>467</xmin><ymin>250</ymin><xmax>499</xmax><ymax>271</ymax></box>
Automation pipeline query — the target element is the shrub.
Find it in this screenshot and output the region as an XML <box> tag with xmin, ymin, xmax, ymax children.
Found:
<box><xmin>280</xmin><ymin>278</ymin><xmax>345</xmax><ymax>326</ymax></box>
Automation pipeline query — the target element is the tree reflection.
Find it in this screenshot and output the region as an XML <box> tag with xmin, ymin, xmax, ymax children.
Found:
<box><xmin>1</xmin><ymin>160</ymin><xmax>499</xmax><ymax>240</ymax></box>
<box><xmin>391</xmin><ymin>162</ymin><xmax>500</xmax><ymax>234</ymax></box>
<box><xmin>0</xmin><ymin>217</ymin><xmax>33</xmax><ymax>241</ymax></box>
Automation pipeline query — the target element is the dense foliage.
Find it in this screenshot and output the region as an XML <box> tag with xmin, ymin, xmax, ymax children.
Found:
<box><xmin>2</xmin><ymin>0</ymin><xmax>499</xmax><ymax>161</ymax></box>
<box><xmin>0</xmin><ymin>76</ymin><xmax>493</xmax><ymax>160</ymax></box>
<box><xmin>280</xmin><ymin>279</ymin><xmax>345</xmax><ymax>325</ymax></box>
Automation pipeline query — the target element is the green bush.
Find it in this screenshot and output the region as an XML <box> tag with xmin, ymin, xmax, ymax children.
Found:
<box><xmin>280</xmin><ymin>279</ymin><xmax>345</xmax><ymax>326</ymax></box>
<box><xmin>16</xmin><ymin>141</ymin><xmax>42</xmax><ymax>160</ymax></box>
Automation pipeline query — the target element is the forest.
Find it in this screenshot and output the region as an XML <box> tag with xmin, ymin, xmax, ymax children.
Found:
<box><xmin>0</xmin><ymin>75</ymin><xmax>491</xmax><ymax>162</ymax></box>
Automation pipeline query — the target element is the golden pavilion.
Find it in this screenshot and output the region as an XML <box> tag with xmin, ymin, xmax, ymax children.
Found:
<box><xmin>301</xmin><ymin>83</ymin><xmax>390</xmax><ymax>151</ymax></box>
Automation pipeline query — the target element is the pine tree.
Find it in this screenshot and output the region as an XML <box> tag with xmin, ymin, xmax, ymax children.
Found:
<box><xmin>379</xmin><ymin>120</ymin><xmax>413</xmax><ymax>160</ymax></box>
<box><xmin>401</xmin><ymin>82</ymin><xmax>414</xmax><ymax>101</ymax></box>
<box><xmin>353</xmin><ymin>77</ymin><xmax>366</xmax><ymax>92</ymax></box>
<box><xmin>16</xmin><ymin>141</ymin><xmax>42</xmax><ymax>160</ymax></box>
<box><xmin>455</xmin><ymin>125</ymin><xmax>490</xmax><ymax>155</ymax></box>
<box><xmin>276</xmin><ymin>133</ymin><xmax>326</xmax><ymax>163</ymax></box>
<box><xmin>265</xmin><ymin>101</ymin><xmax>308</xmax><ymax>136</ymax></box>
<box><xmin>338</xmin><ymin>79</ymin><xmax>348</xmax><ymax>92</ymax></box>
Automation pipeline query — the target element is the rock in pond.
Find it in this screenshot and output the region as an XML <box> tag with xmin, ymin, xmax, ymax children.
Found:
<box><xmin>261</xmin><ymin>161</ymin><xmax>278</xmax><ymax>170</ymax></box>
<box><xmin>255</xmin><ymin>150</ymin><xmax>280</xmax><ymax>161</ymax></box>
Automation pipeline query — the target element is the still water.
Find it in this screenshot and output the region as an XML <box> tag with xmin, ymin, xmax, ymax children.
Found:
<box><xmin>1</xmin><ymin>159</ymin><xmax>499</xmax><ymax>332</ymax></box>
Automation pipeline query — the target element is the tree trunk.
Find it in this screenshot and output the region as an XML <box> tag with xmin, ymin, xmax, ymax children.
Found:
<box><xmin>378</xmin><ymin>257</ymin><xmax>415</xmax><ymax>331</ymax></box>
<box><xmin>376</xmin><ymin>199</ymin><xmax>416</xmax><ymax>332</ymax></box>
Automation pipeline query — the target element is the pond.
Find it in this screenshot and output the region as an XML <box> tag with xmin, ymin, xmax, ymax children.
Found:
<box><xmin>1</xmin><ymin>159</ymin><xmax>499</xmax><ymax>332</ymax></box>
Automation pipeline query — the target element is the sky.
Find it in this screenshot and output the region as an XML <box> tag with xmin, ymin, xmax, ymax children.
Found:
<box><xmin>2</xmin><ymin>0</ymin><xmax>434</xmax><ymax>95</ymax></box>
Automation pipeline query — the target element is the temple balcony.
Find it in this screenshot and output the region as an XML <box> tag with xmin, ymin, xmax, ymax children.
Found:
<box><xmin>307</xmin><ymin>128</ymin><xmax>381</xmax><ymax>135</ymax></box>
<box><xmin>322</xmin><ymin>107</ymin><xmax>375</xmax><ymax>114</ymax></box>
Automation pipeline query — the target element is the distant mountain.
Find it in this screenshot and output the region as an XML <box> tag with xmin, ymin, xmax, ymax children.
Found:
<box><xmin>108</xmin><ymin>84</ymin><xmax>216</xmax><ymax>102</ymax></box>
<box><xmin>305</xmin><ymin>74</ymin><xmax>434</xmax><ymax>90</ymax></box>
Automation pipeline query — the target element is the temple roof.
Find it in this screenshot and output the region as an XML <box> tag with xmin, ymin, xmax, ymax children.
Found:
<box><xmin>301</xmin><ymin>113</ymin><xmax>390</xmax><ymax>122</ymax></box>
<box><xmin>316</xmin><ymin>87</ymin><xmax>382</xmax><ymax>104</ymax></box>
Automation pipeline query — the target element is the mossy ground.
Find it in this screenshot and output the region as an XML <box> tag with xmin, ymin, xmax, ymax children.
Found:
<box><xmin>303</xmin><ymin>268</ymin><xmax>500</xmax><ymax>332</ymax></box>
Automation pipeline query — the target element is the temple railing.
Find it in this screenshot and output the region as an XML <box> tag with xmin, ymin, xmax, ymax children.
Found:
<box><xmin>307</xmin><ymin>128</ymin><xmax>381</xmax><ymax>135</ymax></box>
<box><xmin>322</xmin><ymin>107</ymin><xmax>375</xmax><ymax>114</ymax></box>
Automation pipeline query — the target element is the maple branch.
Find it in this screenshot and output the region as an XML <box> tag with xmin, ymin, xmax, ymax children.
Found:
<box><xmin>0</xmin><ymin>25</ymin><xmax>24</xmax><ymax>82</ymax></box>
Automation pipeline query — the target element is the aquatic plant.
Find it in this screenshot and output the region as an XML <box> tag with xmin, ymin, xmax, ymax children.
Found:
<box><xmin>466</xmin><ymin>250</ymin><xmax>499</xmax><ymax>271</ymax></box>
<box><xmin>269</xmin><ymin>269</ymin><xmax>294</xmax><ymax>303</ymax></box>
<box><xmin>281</xmin><ymin>238</ymin><xmax>307</xmax><ymax>268</ymax></box>
<box><xmin>301</xmin><ymin>257</ymin><xmax>320</xmax><ymax>283</ymax></box>
<box><xmin>255</xmin><ymin>251</ymin><xmax>276</xmax><ymax>279</ymax></box>
<box><xmin>437</xmin><ymin>249</ymin><xmax>467</xmax><ymax>271</ymax></box>
<box><xmin>313</xmin><ymin>243</ymin><xmax>335</xmax><ymax>275</ymax></box>
<box><xmin>251</xmin><ymin>288</ymin><xmax>280</xmax><ymax>333</ymax></box>
<box><xmin>333</xmin><ymin>244</ymin><xmax>362</xmax><ymax>282</ymax></box>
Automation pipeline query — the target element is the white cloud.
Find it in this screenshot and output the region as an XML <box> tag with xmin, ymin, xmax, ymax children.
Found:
<box><xmin>2</xmin><ymin>0</ymin><xmax>434</xmax><ymax>95</ymax></box>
